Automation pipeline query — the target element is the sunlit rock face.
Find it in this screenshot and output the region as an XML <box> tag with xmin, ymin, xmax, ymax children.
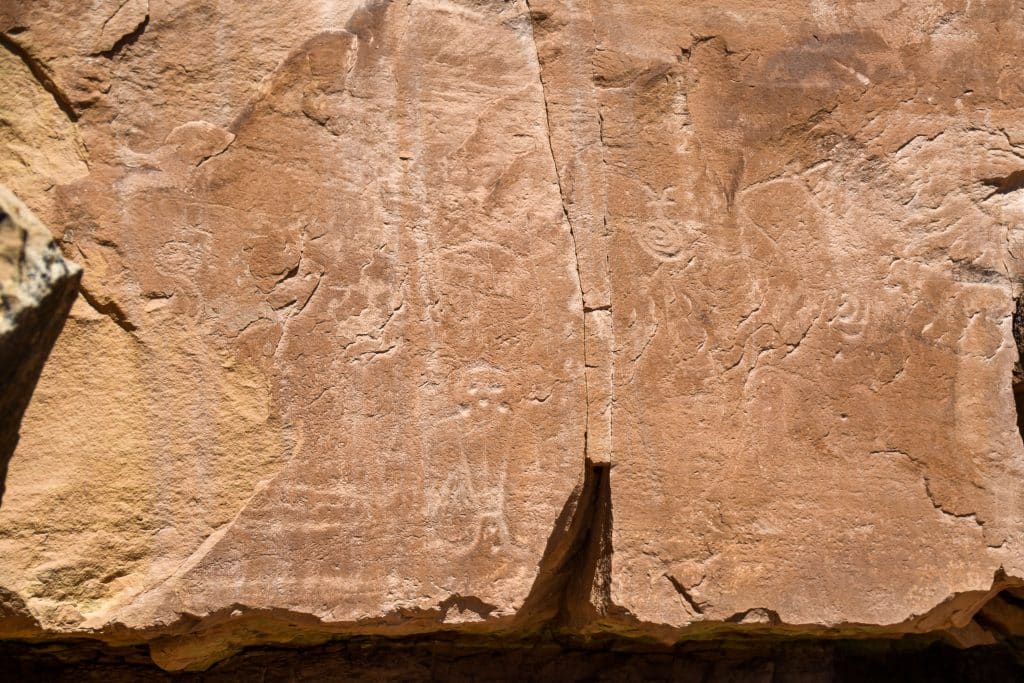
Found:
<box><xmin>0</xmin><ymin>186</ymin><xmax>80</xmax><ymax>506</ymax></box>
<box><xmin>2</xmin><ymin>0</ymin><xmax>1024</xmax><ymax>672</ymax></box>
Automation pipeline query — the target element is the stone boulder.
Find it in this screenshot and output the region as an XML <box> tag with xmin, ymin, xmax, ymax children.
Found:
<box><xmin>0</xmin><ymin>186</ymin><xmax>81</xmax><ymax>505</ymax></box>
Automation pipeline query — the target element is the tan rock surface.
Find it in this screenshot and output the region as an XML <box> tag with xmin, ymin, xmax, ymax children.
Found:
<box><xmin>0</xmin><ymin>186</ymin><xmax>80</xmax><ymax>506</ymax></box>
<box><xmin>2</xmin><ymin>0</ymin><xmax>1024</xmax><ymax>671</ymax></box>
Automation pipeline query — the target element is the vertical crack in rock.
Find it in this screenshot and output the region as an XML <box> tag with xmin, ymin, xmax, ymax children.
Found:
<box><xmin>521</xmin><ymin>1</ymin><xmax>617</xmax><ymax>624</ymax></box>
<box><xmin>518</xmin><ymin>462</ymin><xmax>613</xmax><ymax>629</ymax></box>
<box><xmin>1013</xmin><ymin>296</ymin><xmax>1024</xmax><ymax>441</ymax></box>
<box><xmin>0</xmin><ymin>33</ymin><xmax>78</xmax><ymax>122</ymax></box>
<box><xmin>523</xmin><ymin>0</ymin><xmax>591</xmax><ymax>457</ymax></box>
<box><xmin>561</xmin><ymin>462</ymin><xmax>613</xmax><ymax>627</ymax></box>
<box><xmin>519</xmin><ymin>3</ymin><xmax>619</xmax><ymax>630</ymax></box>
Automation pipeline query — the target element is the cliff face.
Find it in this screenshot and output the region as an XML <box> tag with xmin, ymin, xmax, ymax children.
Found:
<box><xmin>2</xmin><ymin>0</ymin><xmax>1024</xmax><ymax>674</ymax></box>
<box><xmin>0</xmin><ymin>187</ymin><xmax>81</xmax><ymax>505</ymax></box>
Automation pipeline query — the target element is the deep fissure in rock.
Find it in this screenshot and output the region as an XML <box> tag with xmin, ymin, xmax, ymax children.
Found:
<box><xmin>560</xmin><ymin>462</ymin><xmax>612</xmax><ymax>628</ymax></box>
<box><xmin>1013</xmin><ymin>297</ymin><xmax>1024</xmax><ymax>441</ymax></box>
<box><xmin>517</xmin><ymin>462</ymin><xmax>613</xmax><ymax>629</ymax></box>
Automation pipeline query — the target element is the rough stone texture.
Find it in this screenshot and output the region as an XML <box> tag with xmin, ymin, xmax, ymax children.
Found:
<box><xmin>0</xmin><ymin>185</ymin><xmax>80</xmax><ymax>505</ymax></box>
<box><xmin>2</xmin><ymin>0</ymin><xmax>1024</xmax><ymax>673</ymax></box>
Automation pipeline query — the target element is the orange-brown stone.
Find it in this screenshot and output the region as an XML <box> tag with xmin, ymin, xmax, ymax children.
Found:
<box><xmin>2</xmin><ymin>0</ymin><xmax>1024</xmax><ymax>672</ymax></box>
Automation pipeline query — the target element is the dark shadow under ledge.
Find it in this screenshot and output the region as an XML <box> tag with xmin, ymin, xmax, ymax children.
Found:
<box><xmin>2</xmin><ymin>627</ymin><xmax>1024</xmax><ymax>682</ymax></box>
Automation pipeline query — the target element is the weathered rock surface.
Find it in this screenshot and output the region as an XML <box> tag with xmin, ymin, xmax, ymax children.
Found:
<box><xmin>0</xmin><ymin>185</ymin><xmax>80</xmax><ymax>505</ymax></box>
<box><xmin>2</xmin><ymin>0</ymin><xmax>1024</xmax><ymax>673</ymax></box>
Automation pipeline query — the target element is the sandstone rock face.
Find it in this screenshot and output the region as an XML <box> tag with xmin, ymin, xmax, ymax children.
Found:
<box><xmin>0</xmin><ymin>186</ymin><xmax>80</xmax><ymax>505</ymax></box>
<box><xmin>2</xmin><ymin>0</ymin><xmax>1024</xmax><ymax>672</ymax></box>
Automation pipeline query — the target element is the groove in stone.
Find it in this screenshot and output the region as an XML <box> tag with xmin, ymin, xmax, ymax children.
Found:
<box><xmin>0</xmin><ymin>32</ymin><xmax>78</xmax><ymax>122</ymax></box>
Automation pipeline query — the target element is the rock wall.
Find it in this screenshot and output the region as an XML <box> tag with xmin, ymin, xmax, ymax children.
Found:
<box><xmin>0</xmin><ymin>186</ymin><xmax>80</xmax><ymax>505</ymax></box>
<box><xmin>2</xmin><ymin>0</ymin><xmax>1024</xmax><ymax>674</ymax></box>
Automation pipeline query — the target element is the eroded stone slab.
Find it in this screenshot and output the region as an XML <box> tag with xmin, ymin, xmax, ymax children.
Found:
<box><xmin>1</xmin><ymin>0</ymin><xmax>1024</xmax><ymax>669</ymax></box>
<box><xmin>0</xmin><ymin>185</ymin><xmax>81</xmax><ymax>505</ymax></box>
<box><xmin>527</xmin><ymin>0</ymin><xmax>1024</xmax><ymax>628</ymax></box>
<box><xmin>0</xmin><ymin>0</ymin><xmax>584</xmax><ymax>645</ymax></box>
